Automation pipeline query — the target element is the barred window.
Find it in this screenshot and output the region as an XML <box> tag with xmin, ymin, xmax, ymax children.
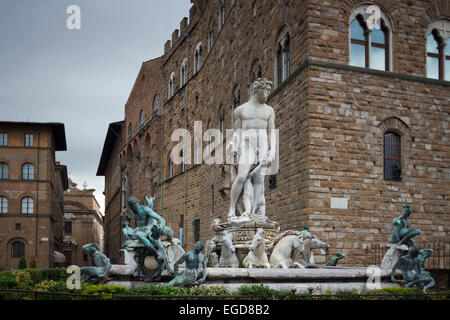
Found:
<box><xmin>384</xmin><ymin>132</ymin><xmax>401</xmax><ymax>181</ymax></box>
<box><xmin>0</xmin><ymin>133</ymin><xmax>7</xmax><ymax>146</ymax></box>
<box><xmin>0</xmin><ymin>196</ymin><xmax>7</xmax><ymax>214</ymax></box>
<box><xmin>21</xmin><ymin>197</ymin><xmax>34</xmax><ymax>214</ymax></box>
<box><xmin>25</xmin><ymin>133</ymin><xmax>34</xmax><ymax>147</ymax></box>
<box><xmin>0</xmin><ymin>162</ymin><xmax>8</xmax><ymax>180</ymax></box>
<box><xmin>193</xmin><ymin>219</ymin><xmax>201</xmax><ymax>243</ymax></box>
<box><xmin>22</xmin><ymin>163</ymin><xmax>34</xmax><ymax>180</ymax></box>
<box><xmin>12</xmin><ymin>241</ymin><xmax>25</xmax><ymax>258</ymax></box>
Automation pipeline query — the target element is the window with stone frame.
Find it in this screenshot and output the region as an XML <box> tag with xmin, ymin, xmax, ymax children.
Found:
<box><xmin>139</xmin><ymin>109</ymin><xmax>145</xmax><ymax>129</ymax></box>
<box><xmin>218</xmin><ymin>0</ymin><xmax>225</xmax><ymax>31</ymax></box>
<box><xmin>180</xmin><ymin>58</ymin><xmax>188</xmax><ymax>87</ymax></box>
<box><xmin>349</xmin><ymin>5</ymin><xmax>392</xmax><ymax>71</ymax></box>
<box><xmin>194</xmin><ymin>42</ymin><xmax>203</xmax><ymax>73</ymax></box>
<box><xmin>21</xmin><ymin>197</ymin><xmax>34</xmax><ymax>214</ymax></box>
<box><xmin>128</xmin><ymin>123</ymin><xmax>132</xmax><ymax>141</ymax></box>
<box><xmin>152</xmin><ymin>94</ymin><xmax>159</xmax><ymax>116</ymax></box>
<box><xmin>208</xmin><ymin>30</ymin><xmax>214</xmax><ymax>53</ymax></box>
<box><xmin>22</xmin><ymin>163</ymin><xmax>34</xmax><ymax>180</ymax></box>
<box><xmin>275</xmin><ymin>28</ymin><xmax>291</xmax><ymax>87</ymax></box>
<box><xmin>168</xmin><ymin>158</ymin><xmax>174</xmax><ymax>179</ymax></box>
<box><xmin>168</xmin><ymin>72</ymin><xmax>175</xmax><ymax>98</ymax></box>
<box><xmin>0</xmin><ymin>133</ymin><xmax>7</xmax><ymax>146</ymax></box>
<box><xmin>384</xmin><ymin>132</ymin><xmax>402</xmax><ymax>181</ymax></box>
<box><xmin>426</xmin><ymin>19</ymin><xmax>450</xmax><ymax>81</ymax></box>
<box><xmin>193</xmin><ymin>219</ymin><xmax>201</xmax><ymax>243</ymax></box>
<box><xmin>11</xmin><ymin>241</ymin><xmax>25</xmax><ymax>258</ymax></box>
<box><xmin>0</xmin><ymin>196</ymin><xmax>7</xmax><ymax>214</ymax></box>
<box><xmin>0</xmin><ymin>162</ymin><xmax>8</xmax><ymax>180</ymax></box>
<box><xmin>24</xmin><ymin>133</ymin><xmax>34</xmax><ymax>147</ymax></box>
<box><xmin>64</xmin><ymin>221</ymin><xmax>72</xmax><ymax>235</ymax></box>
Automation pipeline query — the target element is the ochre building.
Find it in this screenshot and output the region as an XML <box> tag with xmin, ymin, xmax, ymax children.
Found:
<box><xmin>98</xmin><ymin>0</ymin><xmax>450</xmax><ymax>268</ymax></box>
<box><xmin>0</xmin><ymin>121</ymin><xmax>68</xmax><ymax>269</ymax></box>
<box><xmin>62</xmin><ymin>179</ymin><xmax>104</xmax><ymax>267</ymax></box>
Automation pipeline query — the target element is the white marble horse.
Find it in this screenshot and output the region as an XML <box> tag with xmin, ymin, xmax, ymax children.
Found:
<box><xmin>243</xmin><ymin>228</ymin><xmax>270</xmax><ymax>268</ymax></box>
<box><xmin>269</xmin><ymin>231</ymin><xmax>330</xmax><ymax>268</ymax></box>
<box><xmin>269</xmin><ymin>234</ymin><xmax>305</xmax><ymax>269</ymax></box>
<box><xmin>218</xmin><ymin>230</ymin><xmax>239</xmax><ymax>268</ymax></box>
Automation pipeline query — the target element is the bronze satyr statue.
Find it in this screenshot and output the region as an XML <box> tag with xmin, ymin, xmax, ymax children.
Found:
<box><xmin>80</xmin><ymin>243</ymin><xmax>111</xmax><ymax>284</ymax></box>
<box><xmin>166</xmin><ymin>241</ymin><xmax>207</xmax><ymax>288</ymax></box>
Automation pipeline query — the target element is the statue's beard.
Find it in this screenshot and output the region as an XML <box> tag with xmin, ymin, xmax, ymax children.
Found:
<box><xmin>256</xmin><ymin>94</ymin><xmax>267</xmax><ymax>103</ymax></box>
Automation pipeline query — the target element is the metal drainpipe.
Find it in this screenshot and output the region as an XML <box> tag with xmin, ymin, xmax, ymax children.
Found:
<box><xmin>35</xmin><ymin>132</ymin><xmax>40</xmax><ymax>260</ymax></box>
<box><xmin>160</xmin><ymin>68</ymin><xmax>165</xmax><ymax>215</ymax></box>
<box><xmin>183</xmin><ymin>35</ymin><xmax>189</xmax><ymax>249</ymax></box>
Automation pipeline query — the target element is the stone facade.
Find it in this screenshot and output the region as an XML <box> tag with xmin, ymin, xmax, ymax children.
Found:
<box><xmin>97</xmin><ymin>58</ymin><xmax>163</xmax><ymax>263</ymax></box>
<box><xmin>99</xmin><ymin>0</ymin><xmax>449</xmax><ymax>267</ymax></box>
<box><xmin>0</xmin><ymin>122</ymin><xmax>68</xmax><ymax>269</ymax></box>
<box><xmin>62</xmin><ymin>179</ymin><xmax>104</xmax><ymax>267</ymax></box>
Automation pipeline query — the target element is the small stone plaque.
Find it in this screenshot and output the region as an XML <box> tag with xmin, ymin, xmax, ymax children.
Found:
<box><xmin>330</xmin><ymin>198</ymin><xmax>348</xmax><ymax>209</ymax></box>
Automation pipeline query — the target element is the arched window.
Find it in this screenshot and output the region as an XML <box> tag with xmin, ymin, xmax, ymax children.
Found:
<box><xmin>152</xmin><ymin>94</ymin><xmax>159</xmax><ymax>116</ymax></box>
<box><xmin>22</xmin><ymin>163</ymin><xmax>34</xmax><ymax>180</ymax></box>
<box><xmin>168</xmin><ymin>72</ymin><xmax>175</xmax><ymax>98</ymax></box>
<box><xmin>426</xmin><ymin>20</ymin><xmax>450</xmax><ymax>80</ymax></box>
<box><xmin>384</xmin><ymin>132</ymin><xmax>401</xmax><ymax>181</ymax></box>
<box><xmin>180</xmin><ymin>58</ymin><xmax>188</xmax><ymax>87</ymax></box>
<box><xmin>275</xmin><ymin>28</ymin><xmax>291</xmax><ymax>87</ymax></box>
<box><xmin>349</xmin><ymin>5</ymin><xmax>392</xmax><ymax>71</ymax></box>
<box><xmin>128</xmin><ymin>123</ymin><xmax>132</xmax><ymax>141</ymax></box>
<box><xmin>21</xmin><ymin>197</ymin><xmax>34</xmax><ymax>214</ymax></box>
<box><xmin>194</xmin><ymin>43</ymin><xmax>203</xmax><ymax>73</ymax></box>
<box><xmin>11</xmin><ymin>241</ymin><xmax>25</xmax><ymax>258</ymax></box>
<box><xmin>0</xmin><ymin>162</ymin><xmax>8</xmax><ymax>180</ymax></box>
<box><xmin>350</xmin><ymin>16</ymin><xmax>368</xmax><ymax>68</ymax></box>
<box><xmin>0</xmin><ymin>196</ymin><xmax>7</xmax><ymax>214</ymax></box>
<box><xmin>139</xmin><ymin>109</ymin><xmax>145</xmax><ymax>129</ymax></box>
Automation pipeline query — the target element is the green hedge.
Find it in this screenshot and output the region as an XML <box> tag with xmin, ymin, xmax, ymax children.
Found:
<box><xmin>0</xmin><ymin>273</ymin><xmax>448</xmax><ymax>300</ymax></box>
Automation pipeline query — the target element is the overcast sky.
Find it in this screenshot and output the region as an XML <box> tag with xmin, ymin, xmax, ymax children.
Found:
<box><xmin>0</xmin><ymin>0</ymin><xmax>192</xmax><ymax>213</ymax></box>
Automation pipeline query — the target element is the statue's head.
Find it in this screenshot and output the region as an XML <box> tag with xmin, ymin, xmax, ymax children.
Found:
<box><xmin>123</xmin><ymin>220</ymin><xmax>129</xmax><ymax>227</ymax></box>
<box><xmin>419</xmin><ymin>249</ymin><xmax>433</xmax><ymax>259</ymax></box>
<box><xmin>194</xmin><ymin>241</ymin><xmax>205</xmax><ymax>252</ymax></box>
<box><xmin>128</xmin><ymin>196</ymin><xmax>139</xmax><ymax>209</ymax></box>
<box><xmin>151</xmin><ymin>224</ymin><xmax>163</xmax><ymax>239</ymax></box>
<box><xmin>82</xmin><ymin>243</ymin><xmax>99</xmax><ymax>254</ymax></box>
<box><xmin>250</xmin><ymin>78</ymin><xmax>272</xmax><ymax>103</ymax></box>
<box><xmin>402</xmin><ymin>203</ymin><xmax>412</xmax><ymax>217</ymax></box>
<box><xmin>336</xmin><ymin>252</ymin><xmax>346</xmax><ymax>259</ymax></box>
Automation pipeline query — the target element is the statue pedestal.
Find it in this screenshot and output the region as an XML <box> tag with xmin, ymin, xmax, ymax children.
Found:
<box><xmin>120</xmin><ymin>248</ymin><xmax>137</xmax><ymax>268</ymax></box>
<box><xmin>212</xmin><ymin>217</ymin><xmax>280</xmax><ymax>262</ymax></box>
<box><xmin>380</xmin><ymin>243</ymin><xmax>409</xmax><ymax>271</ymax></box>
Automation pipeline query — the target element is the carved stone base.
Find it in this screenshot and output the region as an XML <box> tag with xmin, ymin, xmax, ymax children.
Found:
<box><xmin>211</xmin><ymin>217</ymin><xmax>280</xmax><ymax>262</ymax></box>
